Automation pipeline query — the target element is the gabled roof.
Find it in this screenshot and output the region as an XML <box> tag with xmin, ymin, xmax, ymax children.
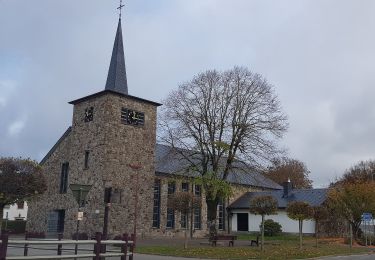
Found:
<box><xmin>228</xmin><ymin>188</ymin><xmax>328</xmax><ymax>210</ymax></box>
<box><xmin>68</xmin><ymin>89</ymin><xmax>162</xmax><ymax>106</ymax></box>
<box><xmin>40</xmin><ymin>127</ymin><xmax>72</xmax><ymax>165</ymax></box>
<box><xmin>155</xmin><ymin>144</ymin><xmax>282</xmax><ymax>190</ymax></box>
<box><xmin>105</xmin><ymin>18</ymin><xmax>128</xmax><ymax>95</ymax></box>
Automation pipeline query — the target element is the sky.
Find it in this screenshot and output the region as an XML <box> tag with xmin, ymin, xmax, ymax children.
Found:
<box><xmin>1</xmin><ymin>0</ymin><xmax>375</xmax><ymax>187</ymax></box>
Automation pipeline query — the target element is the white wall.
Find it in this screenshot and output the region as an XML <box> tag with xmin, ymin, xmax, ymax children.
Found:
<box><xmin>230</xmin><ymin>209</ymin><xmax>316</xmax><ymax>234</ymax></box>
<box><xmin>3</xmin><ymin>202</ymin><xmax>28</xmax><ymax>220</ymax></box>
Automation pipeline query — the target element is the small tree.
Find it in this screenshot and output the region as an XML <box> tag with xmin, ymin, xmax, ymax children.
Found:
<box><xmin>249</xmin><ymin>195</ymin><xmax>278</xmax><ymax>251</ymax></box>
<box><xmin>286</xmin><ymin>201</ymin><xmax>313</xmax><ymax>250</ymax></box>
<box><xmin>264</xmin><ymin>157</ymin><xmax>312</xmax><ymax>188</ymax></box>
<box><xmin>311</xmin><ymin>206</ymin><xmax>329</xmax><ymax>247</ymax></box>
<box><xmin>168</xmin><ymin>191</ymin><xmax>201</xmax><ymax>248</ymax></box>
<box><xmin>0</xmin><ymin>157</ymin><xmax>47</xmax><ymax>231</ymax></box>
<box><xmin>327</xmin><ymin>182</ymin><xmax>375</xmax><ymax>240</ymax></box>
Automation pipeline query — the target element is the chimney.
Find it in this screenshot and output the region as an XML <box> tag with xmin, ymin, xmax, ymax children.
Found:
<box><xmin>283</xmin><ymin>179</ymin><xmax>293</xmax><ymax>197</ymax></box>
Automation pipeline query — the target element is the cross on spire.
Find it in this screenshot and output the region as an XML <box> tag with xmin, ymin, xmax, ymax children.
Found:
<box><xmin>117</xmin><ymin>0</ymin><xmax>125</xmax><ymax>19</ymax></box>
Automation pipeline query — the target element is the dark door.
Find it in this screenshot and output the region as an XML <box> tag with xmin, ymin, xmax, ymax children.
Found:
<box><xmin>237</xmin><ymin>213</ymin><xmax>249</xmax><ymax>231</ymax></box>
<box><xmin>47</xmin><ymin>210</ymin><xmax>65</xmax><ymax>233</ymax></box>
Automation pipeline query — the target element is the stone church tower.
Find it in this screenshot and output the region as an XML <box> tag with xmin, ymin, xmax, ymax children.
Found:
<box><xmin>27</xmin><ymin>18</ymin><xmax>161</xmax><ymax>238</ymax></box>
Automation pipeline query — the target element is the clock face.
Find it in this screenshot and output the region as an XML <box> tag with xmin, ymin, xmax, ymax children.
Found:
<box><xmin>84</xmin><ymin>107</ymin><xmax>94</xmax><ymax>122</ymax></box>
<box><xmin>121</xmin><ymin>108</ymin><xmax>145</xmax><ymax>126</ymax></box>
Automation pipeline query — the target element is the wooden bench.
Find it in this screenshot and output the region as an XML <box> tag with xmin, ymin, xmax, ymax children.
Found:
<box><xmin>250</xmin><ymin>234</ymin><xmax>259</xmax><ymax>247</ymax></box>
<box><xmin>211</xmin><ymin>235</ymin><xmax>237</xmax><ymax>247</ymax></box>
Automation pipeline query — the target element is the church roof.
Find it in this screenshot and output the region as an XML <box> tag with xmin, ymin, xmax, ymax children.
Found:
<box><xmin>155</xmin><ymin>144</ymin><xmax>282</xmax><ymax>190</ymax></box>
<box><xmin>40</xmin><ymin>132</ymin><xmax>281</xmax><ymax>190</ymax></box>
<box><xmin>105</xmin><ymin>18</ymin><xmax>128</xmax><ymax>95</ymax></box>
<box><xmin>228</xmin><ymin>188</ymin><xmax>328</xmax><ymax>210</ymax></box>
<box><xmin>68</xmin><ymin>89</ymin><xmax>162</xmax><ymax>106</ymax></box>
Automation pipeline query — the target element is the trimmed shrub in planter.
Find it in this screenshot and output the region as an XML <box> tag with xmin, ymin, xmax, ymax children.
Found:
<box><xmin>260</xmin><ymin>219</ymin><xmax>282</xmax><ymax>236</ymax></box>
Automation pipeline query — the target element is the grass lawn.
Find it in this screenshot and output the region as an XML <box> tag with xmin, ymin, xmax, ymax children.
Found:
<box><xmin>136</xmin><ymin>236</ymin><xmax>372</xmax><ymax>259</ymax></box>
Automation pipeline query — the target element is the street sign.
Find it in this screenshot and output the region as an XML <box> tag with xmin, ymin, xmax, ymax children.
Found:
<box><xmin>77</xmin><ymin>211</ymin><xmax>83</xmax><ymax>221</ymax></box>
<box><xmin>362</xmin><ymin>212</ymin><xmax>373</xmax><ymax>221</ymax></box>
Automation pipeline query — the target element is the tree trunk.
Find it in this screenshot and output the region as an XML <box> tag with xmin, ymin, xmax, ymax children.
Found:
<box><xmin>0</xmin><ymin>205</ymin><xmax>4</xmax><ymax>233</ymax></box>
<box><xmin>349</xmin><ymin>222</ymin><xmax>353</xmax><ymax>250</ymax></box>
<box><xmin>184</xmin><ymin>227</ymin><xmax>188</xmax><ymax>249</ymax></box>
<box><xmin>261</xmin><ymin>215</ymin><xmax>265</xmax><ymax>252</ymax></box>
<box><xmin>315</xmin><ymin>220</ymin><xmax>318</xmax><ymax>248</ymax></box>
<box><xmin>206</xmin><ymin>198</ymin><xmax>219</xmax><ymax>241</ymax></box>
<box><xmin>190</xmin><ymin>210</ymin><xmax>193</xmax><ymax>239</ymax></box>
<box><xmin>299</xmin><ymin>219</ymin><xmax>303</xmax><ymax>250</ymax></box>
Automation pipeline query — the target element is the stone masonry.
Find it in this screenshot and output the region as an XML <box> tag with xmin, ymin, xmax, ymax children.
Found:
<box><xmin>27</xmin><ymin>92</ymin><xmax>158</xmax><ymax>238</ymax></box>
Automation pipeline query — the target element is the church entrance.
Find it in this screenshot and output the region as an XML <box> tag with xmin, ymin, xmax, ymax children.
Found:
<box><xmin>47</xmin><ymin>210</ymin><xmax>65</xmax><ymax>234</ymax></box>
<box><xmin>237</xmin><ymin>213</ymin><xmax>249</xmax><ymax>231</ymax></box>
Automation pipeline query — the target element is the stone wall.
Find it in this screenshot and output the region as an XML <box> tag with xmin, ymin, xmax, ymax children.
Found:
<box><xmin>27</xmin><ymin>92</ymin><xmax>158</xmax><ymax>238</ymax></box>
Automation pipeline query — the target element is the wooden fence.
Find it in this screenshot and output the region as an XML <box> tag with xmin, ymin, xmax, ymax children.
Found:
<box><xmin>0</xmin><ymin>231</ymin><xmax>135</xmax><ymax>260</ymax></box>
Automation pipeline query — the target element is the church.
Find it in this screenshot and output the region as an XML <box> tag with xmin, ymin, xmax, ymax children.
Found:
<box><xmin>27</xmin><ymin>17</ymin><xmax>281</xmax><ymax>239</ymax></box>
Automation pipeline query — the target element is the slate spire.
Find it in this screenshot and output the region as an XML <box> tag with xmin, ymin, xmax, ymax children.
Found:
<box><xmin>105</xmin><ymin>18</ymin><xmax>128</xmax><ymax>95</ymax></box>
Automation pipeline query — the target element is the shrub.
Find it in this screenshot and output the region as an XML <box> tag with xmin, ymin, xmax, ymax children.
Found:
<box><xmin>260</xmin><ymin>219</ymin><xmax>282</xmax><ymax>236</ymax></box>
<box><xmin>1</xmin><ymin>220</ymin><xmax>26</xmax><ymax>234</ymax></box>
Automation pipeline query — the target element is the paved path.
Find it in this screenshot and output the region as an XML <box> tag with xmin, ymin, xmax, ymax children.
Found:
<box><xmin>316</xmin><ymin>254</ymin><xmax>374</xmax><ymax>260</ymax></box>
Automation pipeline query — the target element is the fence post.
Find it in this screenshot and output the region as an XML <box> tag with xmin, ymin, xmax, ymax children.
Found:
<box><xmin>23</xmin><ymin>231</ymin><xmax>29</xmax><ymax>256</ymax></box>
<box><xmin>57</xmin><ymin>233</ymin><xmax>63</xmax><ymax>255</ymax></box>
<box><xmin>129</xmin><ymin>233</ymin><xmax>135</xmax><ymax>260</ymax></box>
<box><xmin>93</xmin><ymin>232</ymin><xmax>101</xmax><ymax>260</ymax></box>
<box><xmin>0</xmin><ymin>230</ymin><xmax>9</xmax><ymax>260</ymax></box>
<box><xmin>120</xmin><ymin>233</ymin><xmax>128</xmax><ymax>260</ymax></box>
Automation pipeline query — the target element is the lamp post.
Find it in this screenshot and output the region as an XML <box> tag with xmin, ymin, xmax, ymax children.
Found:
<box><xmin>69</xmin><ymin>184</ymin><xmax>91</xmax><ymax>255</ymax></box>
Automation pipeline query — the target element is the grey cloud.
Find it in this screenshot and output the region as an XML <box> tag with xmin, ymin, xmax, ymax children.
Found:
<box><xmin>1</xmin><ymin>0</ymin><xmax>375</xmax><ymax>187</ymax></box>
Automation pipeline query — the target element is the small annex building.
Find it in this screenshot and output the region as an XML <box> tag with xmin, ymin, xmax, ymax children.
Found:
<box><xmin>26</xmin><ymin>17</ymin><xmax>282</xmax><ymax>238</ymax></box>
<box><xmin>228</xmin><ymin>182</ymin><xmax>328</xmax><ymax>234</ymax></box>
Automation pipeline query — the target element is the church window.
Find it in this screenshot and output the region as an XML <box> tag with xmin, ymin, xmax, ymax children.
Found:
<box><xmin>152</xmin><ymin>179</ymin><xmax>161</xmax><ymax>228</ymax></box>
<box><xmin>60</xmin><ymin>162</ymin><xmax>69</xmax><ymax>194</ymax></box>
<box><xmin>181</xmin><ymin>182</ymin><xmax>189</xmax><ymax>192</ymax></box>
<box><xmin>84</xmin><ymin>150</ymin><xmax>90</xmax><ymax>169</ymax></box>
<box><xmin>218</xmin><ymin>200</ymin><xmax>225</xmax><ymax>230</ymax></box>
<box><xmin>166</xmin><ymin>182</ymin><xmax>175</xmax><ymax>229</ymax></box>
<box><xmin>194</xmin><ymin>184</ymin><xmax>201</xmax><ymax>196</ymax></box>
<box><xmin>180</xmin><ymin>182</ymin><xmax>189</xmax><ymax>228</ymax></box>
<box><xmin>193</xmin><ymin>207</ymin><xmax>201</xmax><ymax>229</ymax></box>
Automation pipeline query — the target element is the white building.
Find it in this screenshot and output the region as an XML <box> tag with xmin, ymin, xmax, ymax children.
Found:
<box><xmin>228</xmin><ymin>182</ymin><xmax>328</xmax><ymax>234</ymax></box>
<box><xmin>3</xmin><ymin>201</ymin><xmax>28</xmax><ymax>220</ymax></box>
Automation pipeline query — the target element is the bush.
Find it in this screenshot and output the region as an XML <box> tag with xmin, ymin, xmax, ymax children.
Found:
<box><xmin>1</xmin><ymin>220</ymin><xmax>26</xmax><ymax>234</ymax></box>
<box><xmin>260</xmin><ymin>219</ymin><xmax>282</xmax><ymax>236</ymax></box>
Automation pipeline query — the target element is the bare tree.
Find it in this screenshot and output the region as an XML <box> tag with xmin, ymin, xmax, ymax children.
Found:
<box><xmin>159</xmin><ymin>66</ymin><xmax>288</xmax><ymax>238</ymax></box>
<box><xmin>264</xmin><ymin>157</ymin><xmax>313</xmax><ymax>189</ymax></box>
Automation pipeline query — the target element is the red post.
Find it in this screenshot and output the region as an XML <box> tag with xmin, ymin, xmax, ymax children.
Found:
<box><xmin>0</xmin><ymin>230</ymin><xmax>9</xmax><ymax>260</ymax></box>
<box><xmin>129</xmin><ymin>233</ymin><xmax>135</xmax><ymax>260</ymax></box>
<box><xmin>24</xmin><ymin>232</ymin><xmax>29</xmax><ymax>256</ymax></box>
<box><xmin>57</xmin><ymin>233</ymin><xmax>63</xmax><ymax>255</ymax></box>
<box><xmin>120</xmin><ymin>233</ymin><xmax>128</xmax><ymax>260</ymax></box>
<box><xmin>93</xmin><ymin>232</ymin><xmax>102</xmax><ymax>260</ymax></box>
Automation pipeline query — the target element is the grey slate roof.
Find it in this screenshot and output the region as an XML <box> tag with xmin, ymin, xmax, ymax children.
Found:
<box><xmin>228</xmin><ymin>188</ymin><xmax>328</xmax><ymax>209</ymax></box>
<box><xmin>68</xmin><ymin>89</ymin><xmax>162</xmax><ymax>106</ymax></box>
<box><xmin>40</xmin><ymin>133</ymin><xmax>280</xmax><ymax>190</ymax></box>
<box><xmin>155</xmin><ymin>144</ymin><xmax>282</xmax><ymax>190</ymax></box>
<box><xmin>105</xmin><ymin>18</ymin><xmax>128</xmax><ymax>95</ymax></box>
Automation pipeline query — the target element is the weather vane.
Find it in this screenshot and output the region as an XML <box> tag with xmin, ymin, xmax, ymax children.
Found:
<box><xmin>117</xmin><ymin>0</ymin><xmax>125</xmax><ymax>19</ymax></box>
